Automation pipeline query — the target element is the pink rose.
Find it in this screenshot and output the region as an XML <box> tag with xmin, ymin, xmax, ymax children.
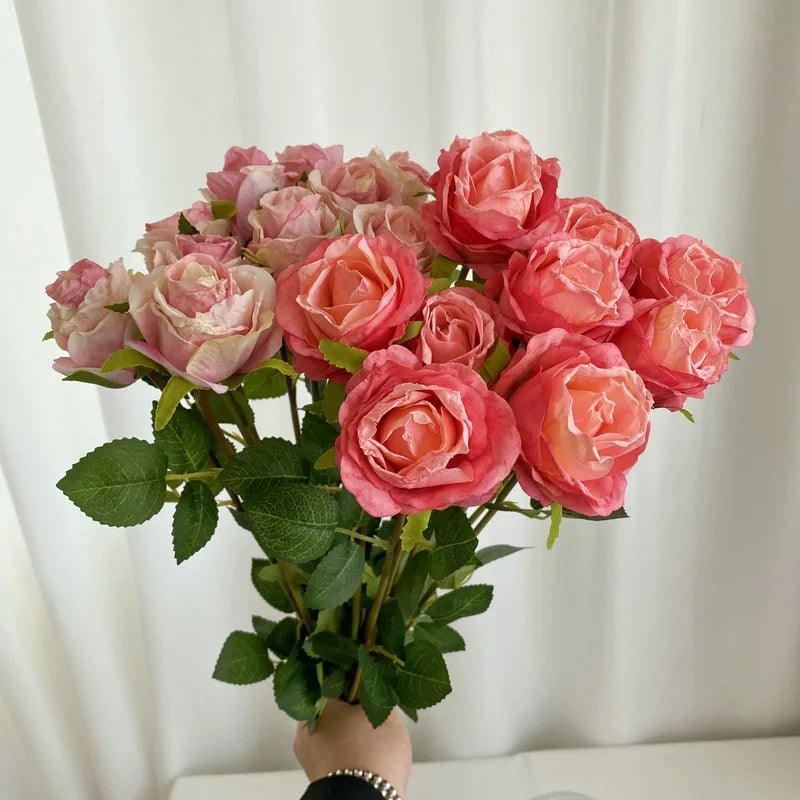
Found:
<box><xmin>248</xmin><ymin>186</ymin><xmax>342</xmax><ymax>274</ymax></box>
<box><xmin>612</xmin><ymin>297</ymin><xmax>729</xmax><ymax>409</ymax></box>
<box><xmin>233</xmin><ymin>164</ymin><xmax>291</xmax><ymax>241</ymax></box>
<box><xmin>205</xmin><ymin>145</ymin><xmax>271</xmax><ymax>203</ymax></box>
<box><xmin>530</xmin><ymin>196</ymin><xmax>639</xmax><ymax>280</ymax></box>
<box><xmin>336</xmin><ymin>346</ymin><xmax>520</xmax><ymax>517</ymax></box>
<box><xmin>46</xmin><ymin>259</ymin><xmax>136</xmax><ymax>386</ymax></box>
<box><xmin>495</xmin><ymin>329</ymin><xmax>652</xmax><ymax>517</ymax></box>
<box><xmin>275</xmin><ymin>234</ymin><xmax>429</xmax><ymax>382</ymax></box>
<box><xmin>127</xmin><ymin>253</ymin><xmax>282</xmax><ymax>391</ymax></box>
<box><xmin>176</xmin><ymin>233</ymin><xmax>240</xmax><ymax>264</ymax></box>
<box><xmin>275</xmin><ymin>143</ymin><xmax>344</xmax><ymax>178</ymax></box>
<box><xmin>135</xmin><ymin>201</ymin><xmax>231</xmax><ymax>271</ymax></box>
<box><xmin>628</xmin><ymin>236</ymin><xmax>755</xmax><ymax>348</ymax></box>
<box><xmin>414</xmin><ymin>288</ymin><xmax>500</xmax><ymax>370</ymax></box>
<box><xmin>421</xmin><ymin>130</ymin><xmax>560</xmax><ymax>278</ymax></box>
<box><xmin>388</xmin><ymin>151</ymin><xmax>432</xmax><ymax>188</ymax></box>
<box><xmin>352</xmin><ymin>202</ymin><xmax>435</xmax><ymax>271</ymax></box>
<box><xmin>485</xmin><ymin>234</ymin><xmax>633</xmax><ymax>342</ymax></box>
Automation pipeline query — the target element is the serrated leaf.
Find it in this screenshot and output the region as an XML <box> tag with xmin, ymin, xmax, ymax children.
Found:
<box><xmin>304</xmin><ymin>540</ymin><xmax>365</xmax><ymax>610</ymax></box>
<box><xmin>252</xmin><ymin>615</ymin><xmax>276</xmax><ymax>642</ymax></box>
<box><xmin>322</xmin><ymin>381</ymin><xmax>346</xmax><ymax>424</ymax></box>
<box><xmin>220</xmin><ymin>438</ymin><xmax>305</xmax><ymax>496</ymax></box>
<box><xmin>413</xmin><ymin>622</ymin><xmax>465</xmax><ymax>653</ymax></box>
<box><xmin>337</xmin><ymin>488</ymin><xmax>370</xmax><ymax>530</ymax></box>
<box><xmin>104</xmin><ymin>301</ymin><xmax>130</xmax><ymax>313</ymax></box>
<box><xmin>266</xmin><ymin>617</ymin><xmax>299</xmax><ymax>659</ymax></box>
<box><xmin>398</xmin><ymin>320</ymin><xmax>423</xmax><ymax>343</ymax></box>
<box><xmin>251</xmin><ymin>558</ymin><xmax>294</xmax><ymax>613</ymax></box>
<box><xmin>561</xmin><ymin>506</ymin><xmax>628</xmax><ymax>521</ymax></box>
<box><xmin>243</xmin><ymin>368</ymin><xmax>287</xmax><ymax>399</ymax></box>
<box><xmin>358</xmin><ymin>647</ymin><xmax>398</xmax><ymax>727</ymax></box>
<box><xmin>427</xmin><ymin>584</ymin><xmax>493</xmax><ymax>624</ymax></box>
<box><xmin>313</xmin><ymin>447</ymin><xmax>337</xmax><ymax>471</ymax></box>
<box><xmin>245</xmin><ymin>484</ymin><xmax>337</xmax><ymax>563</ymax></box>
<box><xmin>678</xmin><ymin>408</ymin><xmax>695</xmax><ymax>423</ymax></box>
<box><xmin>57</xmin><ymin>438</ymin><xmax>167</xmax><ymax>526</ymax></box>
<box><xmin>42</xmin><ymin>329</ymin><xmax>55</xmax><ymax>341</ymax></box>
<box><xmin>318</xmin><ymin>339</ymin><xmax>367</xmax><ymax>373</ymax></box>
<box><xmin>212</xmin><ymin>631</ymin><xmax>272</xmax><ymax>684</ymax></box>
<box><xmin>547</xmin><ymin>502</ymin><xmax>562</xmax><ymax>549</ymax></box>
<box><xmin>430</xmin><ymin>255</ymin><xmax>460</xmax><ymax>279</ymax></box>
<box><xmin>401</xmin><ymin>511</ymin><xmax>431</xmax><ymax>552</ymax></box>
<box><xmin>426</xmin><ymin>277</ymin><xmax>453</xmax><ymax>296</ymax></box>
<box><xmin>320</xmin><ymin>668</ymin><xmax>346</xmax><ymax>698</ymax></box>
<box><xmin>154</xmin><ymin>376</ymin><xmax>194</xmax><ymax>431</ymax></box>
<box><xmin>396</xmin><ymin>551</ymin><xmax>431</xmax><ymax>620</ymax></box>
<box><xmin>400</xmin><ymin>705</ymin><xmax>418</xmax><ymax>722</ymax></box>
<box><xmin>171</xmin><ymin>481</ymin><xmax>218</xmax><ymax>563</ymax></box>
<box><xmin>274</xmin><ymin>656</ymin><xmax>320</xmax><ymax>721</ymax></box>
<box><xmin>178</xmin><ymin>212</ymin><xmax>199</xmax><ymax>235</ymax></box>
<box><xmin>437</xmin><ymin>563</ymin><xmax>475</xmax><ymax>590</ymax></box>
<box><xmin>377</xmin><ymin>600</ymin><xmax>406</xmax><ymax>658</ymax></box>
<box><xmin>395</xmin><ymin>641</ymin><xmax>451</xmax><ymax>709</ymax></box>
<box><xmin>482</xmin><ymin>339</ymin><xmax>512</xmax><ymax>381</ymax></box>
<box><xmin>428</xmin><ymin>507</ymin><xmax>477</xmax><ymax>580</ymax></box>
<box><xmin>210</xmin><ymin>199</ymin><xmax>237</xmax><ymax>219</ymax></box>
<box><xmin>152</xmin><ymin>404</ymin><xmax>212</xmax><ymax>473</ymax></box>
<box><xmin>62</xmin><ymin>370</ymin><xmax>126</xmax><ymax>388</ymax></box>
<box><xmin>300</xmin><ymin>413</ymin><xmax>340</xmax><ymax>484</ymax></box>
<box><xmin>305</xmin><ymin>631</ymin><xmax>358</xmax><ymax>668</ymax></box>
<box><xmin>474</xmin><ymin>544</ymin><xmax>528</xmax><ymax>566</ymax></box>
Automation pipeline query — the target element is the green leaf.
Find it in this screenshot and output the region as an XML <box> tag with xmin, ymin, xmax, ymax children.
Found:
<box><xmin>206</xmin><ymin>389</ymin><xmax>255</xmax><ymax>428</ymax></box>
<box><xmin>547</xmin><ymin>502</ymin><xmax>563</xmax><ymax>549</ymax></box>
<box><xmin>400</xmin><ymin>705</ymin><xmax>418</xmax><ymax>722</ymax></box>
<box><xmin>220</xmin><ymin>438</ymin><xmax>305</xmax><ymax>497</ymax></box>
<box><xmin>401</xmin><ymin>511</ymin><xmax>431</xmax><ymax>552</ymax></box>
<box><xmin>358</xmin><ymin>646</ymin><xmax>398</xmax><ymax>727</ymax></box>
<box><xmin>438</xmin><ymin>563</ymin><xmax>475</xmax><ymax>590</ymax></box>
<box><xmin>318</xmin><ymin>339</ymin><xmax>367</xmax><ymax>373</ymax></box>
<box><xmin>104</xmin><ymin>301</ymin><xmax>130</xmax><ymax>313</ymax></box>
<box><xmin>413</xmin><ymin>622</ymin><xmax>465</xmax><ymax>653</ymax></box>
<box><xmin>299</xmin><ymin>413</ymin><xmax>340</xmax><ymax>484</ymax></box>
<box><xmin>427</xmin><ymin>584</ymin><xmax>493</xmax><ymax>624</ymax></box>
<box><xmin>426</xmin><ymin>277</ymin><xmax>453</xmax><ymax>296</ymax></box>
<box><xmin>428</xmin><ymin>507</ymin><xmax>478</xmax><ymax>580</ymax></box>
<box><xmin>475</xmin><ymin>544</ymin><xmax>528</xmax><ymax>566</ymax></box>
<box><xmin>152</xmin><ymin>404</ymin><xmax>212</xmax><ymax>473</ymax></box>
<box><xmin>57</xmin><ymin>438</ymin><xmax>167</xmax><ymax>526</ymax></box>
<box><xmin>395</xmin><ymin>641</ymin><xmax>451</xmax><ymax>709</ymax></box>
<box><xmin>252</xmin><ymin>615</ymin><xmax>276</xmax><ymax>642</ymax></box>
<box><xmin>210</xmin><ymin>199</ymin><xmax>237</xmax><ymax>220</ymax></box>
<box><xmin>398</xmin><ymin>320</ymin><xmax>423</xmax><ymax>343</ymax></box>
<box><xmin>274</xmin><ymin>656</ymin><xmax>320</xmax><ymax>721</ymax></box>
<box><xmin>320</xmin><ymin>668</ymin><xmax>346</xmax><ymax>699</ymax></box>
<box><xmin>243</xmin><ymin>368</ymin><xmax>287</xmax><ymax>399</ymax></box>
<box><xmin>481</xmin><ymin>339</ymin><xmax>512</xmax><ymax>381</ymax></box>
<box><xmin>42</xmin><ymin>329</ymin><xmax>55</xmax><ymax>341</ymax></box>
<box><xmin>322</xmin><ymin>381</ymin><xmax>346</xmax><ymax>424</ymax></box>
<box><xmin>266</xmin><ymin>617</ymin><xmax>299</xmax><ymax>659</ymax></box>
<box><xmin>171</xmin><ymin>481</ymin><xmax>218</xmax><ymax>563</ymax></box>
<box><xmin>251</xmin><ymin>357</ymin><xmax>297</xmax><ymax>378</ymax></box>
<box><xmin>313</xmin><ymin>447</ymin><xmax>337</xmax><ymax>471</ymax></box>
<box><xmin>62</xmin><ymin>371</ymin><xmax>126</xmax><ymax>388</ymax></box>
<box><xmin>377</xmin><ymin>600</ymin><xmax>406</xmax><ymax>658</ymax></box>
<box><xmin>729</xmin><ymin>351</ymin><xmax>740</xmax><ymax>361</ymax></box>
<box><xmin>430</xmin><ymin>255</ymin><xmax>460</xmax><ymax>279</ymax></box>
<box><xmin>245</xmin><ymin>483</ymin><xmax>337</xmax><ymax>563</ymax></box>
<box><xmin>678</xmin><ymin>408</ymin><xmax>695</xmax><ymax>423</ymax></box>
<box><xmin>154</xmin><ymin>376</ymin><xmax>194</xmax><ymax>431</ymax></box>
<box><xmin>396</xmin><ymin>551</ymin><xmax>431</xmax><ymax>620</ymax></box>
<box><xmin>337</xmin><ymin>488</ymin><xmax>370</xmax><ymax>530</ymax></box>
<box><xmin>212</xmin><ymin>631</ymin><xmax>272</xmax><ymax>684</ymax></box>
<box><xmin>304</xmin><ymin>540</ymin><xmax>365</xmax><ymax>610</ymax></box>
<box><xmin>102</xmin><ymin>348</ymin><xmax>161</xmax><ymax>374</ymax></box>
<box><xmin>305</xmin><ymin>631</ymin><xmax>358</xmax><ymax>668</ymax></box>
<box><xmin>178</xmin><ymin>212</ymin><xmax>199</xmax><ymax>235</ymax></box>
<box><xmin>561</xmin><ymin>506</ymin><xmax>628</xmax><ymax>521</ymax></box>
<box><xmin>314</xmin><ymin>606</ymin><xmax>341</xmax><ymax>633</ymax></box>
<box><xmin>453</xmin><ymin>280</ymin><xmax>484</xmax><ymax>292</ymax></box>
<box><xmin>251</xmin><ymin>558</ymin><xmax>294</xmax><ymax>613</ymax></box>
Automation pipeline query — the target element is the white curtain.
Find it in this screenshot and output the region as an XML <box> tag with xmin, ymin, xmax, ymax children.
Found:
<box><xmin>2</xmin><ymin>1</ymin><xmax>799</xmax><ymax>798</ymax></box>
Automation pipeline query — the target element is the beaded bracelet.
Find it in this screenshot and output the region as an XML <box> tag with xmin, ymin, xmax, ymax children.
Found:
<box><xmin>327</xmin><ymin>767</ymin><xmax>402</xmax><ymax>799</ymax></box>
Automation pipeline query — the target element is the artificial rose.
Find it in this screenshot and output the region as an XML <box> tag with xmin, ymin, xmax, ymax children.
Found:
<box><xmin>388</xmin><ymin>151</ymin><xmax>432</xmax><ymax>187</ymax></box>
<box><xmin>421</xmin><ymin>130</ymin><xmax>560</xmax><ymax>278</ymax></box>
<box><xmin>274</xmin><ymin>143</ymin><xmax>344</xmax><ymax>178</ymax></box>
<box><xmin>414</xmin><ymin>287</ymin><xmax>500</xmax><ymax>370</ymax></box>
<box><xmin>485</xmin><ymin>234</ymin><xmax>633</xmax><ymax>341</ymax></box>
<box><xmin>495</xmin><ymin>329</ymin><xmax>652</xmax><ymax>517</ymax></box>
<box><xmin>628</xmin><ymin>236</ymin><xmax>755</xmax><ymax>348</ymax></box>
<box><xmin>233</xmin><ymin>164</ymin><xmax>291</xmax><ymax>241</ymax></box>
<box><xmin>352</xmin><ymin>202</ymin><xmax>435</xmax><ymax>271</ymax></box>
<box><xmin>530</xmin><ymin>196</ymin><xmax>639</xmax><ymax>280</ymax></box>
<box><xmin>336</xmin><ymin>346</ymin><xmax>520</xmax><ymax>517</ymax></box>
<box><xmin>127</xmin><ymin>253</ymin><xmax>282</xmax><ymax>391</ymax></box>
<box><xmin>135</xmin><ymin>201</ymin><xmax>231</xmax><ymax>271</ymax></box>
<box><xmin>205</xmin><ymin>145</ymin><xmax>271</xmax><ymax>203</ymax></box>
<box><xmin>175</xmin><ymin>234</ymin><xmax>240</xmax><ymax>264</ymax></box>
<box><xmin>612</xmin><ymin>297</ymin><xmax>728</xmax><ymax>409</ymax></box>
<box><xmin>275</xmin><ymin>234</ymin><xmax>429</xmax><ymax>381</ymax></box>
<box><xmin>248</xmin><ymin>186</ymin><xmax>342</xmax><ymax>274</ymax></box>
<box><xmin>46</xmin><ymin>258</ymin><xmax>136</xmax><ymax>386</ymax></box>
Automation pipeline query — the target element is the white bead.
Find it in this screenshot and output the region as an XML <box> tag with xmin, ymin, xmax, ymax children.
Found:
<box><xmin>363</xmin><ymin>770</ymin><xmax>373</xmax><ymax>781</ymax></box>
<box><xmin>344</xmin><ymin>768</ymin><xmax>354</xmax><ymax>776</ymax></box>
<box><xmin>354</xmin><ymin>769</ymin><xmax>364</xmax><ymax>778</ymax></box>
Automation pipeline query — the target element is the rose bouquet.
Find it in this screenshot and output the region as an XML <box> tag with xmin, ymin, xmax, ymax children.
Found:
<box><xmin>46</xmin><ymin>132</ymin><xmax>754</xmax><ymax>727</ymax></box>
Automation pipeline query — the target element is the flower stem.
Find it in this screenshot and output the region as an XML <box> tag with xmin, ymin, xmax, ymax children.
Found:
<box><xmin>335</xmin><ymin>527</ymin><xmax>385</xmax><ymax>546</ymax></box>
<box><xmin>222</xmin><ymin>392</ymin><xmax>259</xmax><ymax>445</ymax></box>
<box><xmin>165</xmin><ymin>469</ymin><xmax>222</xmax><ymax>483</ymax></box>
<box><xmin>473</xmin><ymin>475</ymin><xmax>518</xmax><ymax>536</ymax></box>
<box><xmin>280</xmin><ymin>561</ymin><xmax>313</xmax><ymax>633</ymax></box>
<box><xmin>281</xmin><ymin>344</ymin><xmax>302</xmax><ymax>444</ymax></box>
<box><xmin>196</xmin><ymin>391</ymin><xmax>236</xmax><ymax>461</ymax></box>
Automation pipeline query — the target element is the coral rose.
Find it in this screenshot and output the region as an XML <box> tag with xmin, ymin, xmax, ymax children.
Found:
<box><xmin>352</xmin><ymin>202</ymin><xmax>435</xmax><ymax>271</ymax></box>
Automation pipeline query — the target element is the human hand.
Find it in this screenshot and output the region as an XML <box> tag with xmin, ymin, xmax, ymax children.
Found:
<box><xmin>294</xmin><ymin>700</ymin><xmax>412</xmax><ymax>795</ymax></box>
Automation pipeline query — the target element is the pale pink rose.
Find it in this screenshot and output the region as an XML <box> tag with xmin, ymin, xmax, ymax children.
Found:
<box><xmin>233</xmin><ymin>164</ymin><xmax>291</xmax><ymax>241</ymax></box>
<box><xmin>275</xmin><ymin>234</ymin><xmax>429</xmax><ymax>382</ymax></box>
<box><xmin>46</xmin><ymin>259</ymin><xmax>136</xmax><ymax>386</ymax></box>
<box><xmin>495</xmin><ymin>329</ymin><xmax>652</xmax><ymax>517</ymax></box>
<box><xmin>127</xmin><ymin>253</ymin><xmax>282</xmax><ymax>391</ymax></box>
<box><xmin>336</xmin><ymin>346</ymin><xmax>520</xmax><ymax>516</ymax></box>
<box><xmin>612</xmin><ymin>297</ymin><xmax>729</xmax><ymax>409</ymax></box>
<box><xmin>135</xmin><ymin>201</ymin><xmax>231</xmax><ymax>271</ymax></box>
<box><xmin>530</xmin><ymin>196</ymin><xmax>639</xmax><ymax>281</ymax></box>
<box><xmin>275</xmin><ymin>143</ymin><xmax>344</xmax><ymax>178</ymax></box>
<box><xmin>175</xmin><ymin>234</ymin><xmax>240</xmax><ymax>264</ymax></box>
<box><xmin>485</xmin><ymin>234</ymin><xmax>633</xmax><ymax>342</ymax></box>
<box><xmin>628</xmin><ymin>236</ymin><xmax>755</xmax><ymax>348</ymax></box>
<box><xmin>421</xmin><ymin>130</ymin><xmax>560</xmax><ymax>278</ymax></box>
<box><xmin>205</xmin><ymin>145</ymin><xmax>271</xmax><ymax>203</ymax></box>
<box><xmin>414</xmin><ymin>288</ymin><xmax>500</xmax><ymax>370</ymax></box>
<box><xmin>352</xmin><ymin>202</ymin><xmax>435</xmax><ymax>271</ymax></box>
<box><xmin>248</xmin><ymin>186</ymin><xmax>342</xmax><ymax>274</ymax></box>
<box><xmin>388</xmin><ymin>151</ymin><xmax>432</xmax><ymax>187</ymax></box>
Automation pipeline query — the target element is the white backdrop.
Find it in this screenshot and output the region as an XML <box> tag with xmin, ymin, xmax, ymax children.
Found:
<box><xmin>2</xmin><ymin>1</ymin><xmax>799</xmax><ymax>798</ymax></box>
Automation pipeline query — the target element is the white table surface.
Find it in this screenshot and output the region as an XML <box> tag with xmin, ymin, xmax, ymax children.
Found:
<box><xmin>170</xmin><ymin>736</ymin><xmax>800</xmax><ymax>799</ymax></box>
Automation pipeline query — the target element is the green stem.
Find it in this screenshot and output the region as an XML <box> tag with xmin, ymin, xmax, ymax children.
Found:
<box><xmin>472</xmin><ymin>475</ymin><xmax>518</xmax><ymax>536</ymax></box>
<box><xmin>280</xmin><ymin>562</ymin><xmax>313</xmax><ymax>633</ymax></box>
<box><xmin>335</xmin><ymin>527</ymin><xmax>385</xmax><ymax>546</ymax></box>
<box><xmin>222</xmin><ymin>392</ymin><xmax>259</xmax><ymax>445</ymax></box>
<box><xmin>221</xmin><ymin>427</ymin><xmax>247</xmax><ymax>446</ymax></box>
<box><xmin>166</xmin><ymin>469</ymin><xmax>221</xmax><ymax>483</ymax></box>
<box><xmin>282</xmin><ymin>344</ymin><xmax>302</xmax><ymax>444</ymax></box>
<box><xmin>196</xmin><ymin>391</ymin><xmax>236</xmax><ymax>462</ymax></box>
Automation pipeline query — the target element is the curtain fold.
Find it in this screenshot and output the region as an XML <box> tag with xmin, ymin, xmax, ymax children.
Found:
<box><xmin>2</xmin><ymin>1</ymin><xmax>799</xmax><ymax>798</ymax></box>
